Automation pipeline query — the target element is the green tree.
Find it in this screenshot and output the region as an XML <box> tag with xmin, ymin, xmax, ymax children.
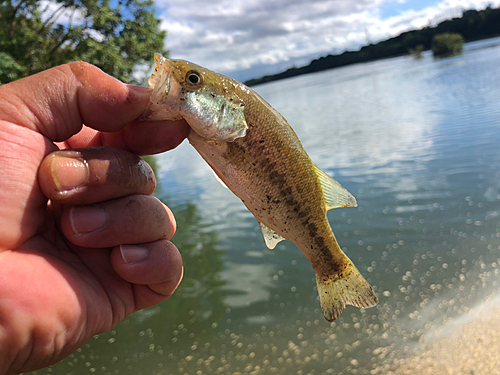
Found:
<box><xmin>431</xmin><ymin>32</ymin><xmax>464</xmax><ymax>57</ymax></box>
<box><xmin>408</xmin><ymin>44</ymin><xmax>425</xmax><ymax>59</ymax></box>
<box><xmin>0</xmin><ymin>0</ymin><xmax>167</xmax><ymax>84</ymax></box>
<box><xmin>0</xmin><ymin>51</ymin><xmax>23</xmax><ymax>84</ymax></box>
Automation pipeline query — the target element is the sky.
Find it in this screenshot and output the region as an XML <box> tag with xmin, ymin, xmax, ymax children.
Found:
<box><xmin>152</xmin><ymin>0</ymin><xmax>500</xmax><ymax>81</ymax></box>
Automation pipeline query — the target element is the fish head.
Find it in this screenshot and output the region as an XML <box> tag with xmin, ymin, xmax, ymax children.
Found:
<box><xmin>145</xmin><ymin>53</ymin><xmax>248</xmax><ymax>142</ymax></box>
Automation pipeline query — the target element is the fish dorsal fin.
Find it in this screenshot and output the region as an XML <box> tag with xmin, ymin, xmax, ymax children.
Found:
<box><xmin>259</xmin><ymin>222</ymin><xmax>285</xmax><ymax>249</ymax></box>
<box><xmin>212</xmin><ymin>170</ymin><xmax>229</xmax><ymax>189</ymax></box>
<box><xmin>313</xmin><ymin>164</ymin><xmax>357</xmax><ymax>210</ymax></box>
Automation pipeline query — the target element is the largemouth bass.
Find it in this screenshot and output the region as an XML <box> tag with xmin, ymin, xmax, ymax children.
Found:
<box><xmin>143</xmin><ymin>53</ymin><xmax>378</xmax><ymax>321</ymax></box>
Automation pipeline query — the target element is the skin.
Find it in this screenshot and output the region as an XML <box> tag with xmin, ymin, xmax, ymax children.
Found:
<box><xmin>0</xmin><ymin>62</ymin><xmax>191</xmax><ymax>374</ymax></box>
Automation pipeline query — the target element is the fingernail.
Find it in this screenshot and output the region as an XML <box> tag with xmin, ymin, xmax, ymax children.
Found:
<box><xmin>70</xmin><ymin>206</ymin><xmax>108</xmax><ymax>235</ymax></box>
<box><xmin>51</xmin><ymin>154</ymin><xmax>88</xmax><ymax>191</ymax></box>
<box><xmin>120</xmin><ymin>244</ymin><xmax>149</xmax><ymax>264</ymax></box>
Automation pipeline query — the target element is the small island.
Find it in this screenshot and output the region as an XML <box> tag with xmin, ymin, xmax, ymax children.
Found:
<box><xmin>245</xmin><ymin>6</ymin><xmax>500</xmax><ymax>86</ymax></box>
<box><xmin>432</xmin><ymin>32</ymin><xmax>465</xmax><ymax>56</ymax></box>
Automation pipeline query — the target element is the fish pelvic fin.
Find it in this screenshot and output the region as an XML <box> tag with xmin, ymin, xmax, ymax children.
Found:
<box><xmin>315</xmin><ymin>260</ymin><xmax>378</xmax><ymax>322</ymax></box>
<box><xmin>259</xmin><ymin>222</ymin><xmax>286</xmax><ymax>249</ymax></box>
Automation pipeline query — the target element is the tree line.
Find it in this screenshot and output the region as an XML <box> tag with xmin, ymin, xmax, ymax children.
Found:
<box><xmin>245</xmin><ymin>6</ymin><xmax>500</xmax><ymax>86</ymax></box>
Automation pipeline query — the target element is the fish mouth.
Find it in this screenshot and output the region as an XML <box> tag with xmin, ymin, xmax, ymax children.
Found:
<box><xmin>140</xmin><ymin>53</ymin><xmax>182</xmax><ymax>121</ymax></box>
<box><xmin>149</xmin><ymin>53</ymin><xmax>172</xmax><ymax>100</ymax></box>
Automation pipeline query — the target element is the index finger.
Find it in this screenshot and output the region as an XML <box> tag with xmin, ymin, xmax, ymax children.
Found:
<box><xmin>0</xmin><ymin>62</ymin><xmax>151</xmax><ymax>142</ymax></box>
<box><xmin>61</xmin><ymin>119</ymin><xmax>191</xmax><ymax>156</ymax></box>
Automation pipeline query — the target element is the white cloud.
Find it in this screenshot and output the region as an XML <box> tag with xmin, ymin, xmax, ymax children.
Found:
<box><xmin>156</xmin><ymin>0</ymin><xmax>500</xmax><ymax>80</ymax></box>
<box><xmin>39</xmin><ymin>0</ymin><xmax>84</xmax><ymax>26</ymax></box>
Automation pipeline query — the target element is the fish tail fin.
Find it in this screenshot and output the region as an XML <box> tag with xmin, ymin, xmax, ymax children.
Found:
<box><xmin>314</xmin><ymin>256</ymin><xmax>378</xmax><ymax>322</ymax></box>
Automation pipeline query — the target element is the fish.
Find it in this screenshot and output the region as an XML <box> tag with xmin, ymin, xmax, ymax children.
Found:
<box><xmin>142</xmin><ymin>53</ymin><xmax>378</xmax><ymax>321</ymax></box>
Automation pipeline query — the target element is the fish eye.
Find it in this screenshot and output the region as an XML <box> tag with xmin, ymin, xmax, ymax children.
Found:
<box><xmin>186</xmin><ymin>70</ymin><xmax>202</xmax><ymax>86</ymax></box>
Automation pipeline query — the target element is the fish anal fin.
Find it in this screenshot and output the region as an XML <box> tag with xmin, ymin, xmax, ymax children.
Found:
<box><xmin>259</xmin><ymin>222</ymin><xmax>285</xmax><ymax>249</ymax></box>
<box><xmin>313</xmin><ymin>164</ymin><xmax>357</xmax><ymax>210</ymax></box>
<box><xmin>315</xmin><ymin>262</ymin><xmax>378</xmax><ymax>322</ymax></box>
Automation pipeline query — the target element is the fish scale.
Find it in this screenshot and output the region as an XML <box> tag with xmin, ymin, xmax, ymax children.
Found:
<box><xmin>143</xmin><ymin>53</ymin><xmax>378</xmax><ymax>321</ymax></box>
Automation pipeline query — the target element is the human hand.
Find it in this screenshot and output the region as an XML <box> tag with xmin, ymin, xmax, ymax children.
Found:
<box><xmin>0</xmin><ymin>62</ymin><xmax>190</xmax><ymax>374</ymax></box>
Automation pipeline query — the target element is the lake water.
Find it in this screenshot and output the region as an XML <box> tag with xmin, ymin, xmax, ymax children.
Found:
<box><xmin>33</xmin><ymin>37</ymin><xmax>500</xmax><ymax>374</ymax></box>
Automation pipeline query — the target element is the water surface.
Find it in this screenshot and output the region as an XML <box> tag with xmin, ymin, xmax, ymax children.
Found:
<box><xmin>33</xmin><ymin>37</ymin><xmax>500</xmax><ymax>374</ymax></box>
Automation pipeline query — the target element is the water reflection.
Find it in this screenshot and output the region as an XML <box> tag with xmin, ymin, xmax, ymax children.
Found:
<box><xmin>31</xmin><ymin>198</ymin><xmax>229</xmax><ymax>374</ymax></box>
<box><xmin>256</xmin><ymin>56</ymin><xmax>438</xmax><ymax>174</ymax></box>
<box><xmin>31</xmin><ymin>37</ymin><xmax>500</xmax><ymax>374</ymax></box>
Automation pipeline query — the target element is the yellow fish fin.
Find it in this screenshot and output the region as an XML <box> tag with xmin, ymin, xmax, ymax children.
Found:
<box><xmin>315</xmin><ymin>258</ymin><xmax>378</xmax><ymax>322</ymax></box>
<box><xmin>259</xmin><ymin>222</ymin><xmax>285</xmax><ymax>249</ymax></box>
<box><xmin>313</xmin><ymin>164</ymin><xmax>357</xmax><ymax>210</ymax></box>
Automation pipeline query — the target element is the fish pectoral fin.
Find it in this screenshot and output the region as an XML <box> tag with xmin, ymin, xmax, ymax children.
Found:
<box><xmin>313</xmin><ymin>164</ymin><xmax>357</xmax><ymax>210</ymax></box>
<box><xmin>259</xmin><ymin>222</ymin><xmax>286</xmax><ymax>249</ymax></box>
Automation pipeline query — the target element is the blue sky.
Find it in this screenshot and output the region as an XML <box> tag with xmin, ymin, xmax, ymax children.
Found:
<box><xmin>152</xmin><ymin>0</ymin><xmax>499</xmax><ymax>81</ymax></box>
<box><xmin>379</xmin><ymin>0</ymin><xmax>439</xmax><ymax>18</ymax></box>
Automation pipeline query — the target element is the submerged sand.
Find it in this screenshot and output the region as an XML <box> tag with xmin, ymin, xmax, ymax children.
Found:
<box><xmin>372</xmin><ymin>300</ymin><xmax>500</xmax><ymax>375</ymax></box>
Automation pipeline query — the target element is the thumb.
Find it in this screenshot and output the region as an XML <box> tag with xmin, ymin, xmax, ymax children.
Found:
<box><xmin>0</xmin><ymin>62</ymin><xmax>150</xmax><ymax>142</ymax></box>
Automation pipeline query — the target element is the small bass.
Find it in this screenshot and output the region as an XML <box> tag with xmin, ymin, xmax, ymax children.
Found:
<box><xmin>143</xmin><ymin>53</ymin><xmax>378</xmax><ymax>321</ymax></box>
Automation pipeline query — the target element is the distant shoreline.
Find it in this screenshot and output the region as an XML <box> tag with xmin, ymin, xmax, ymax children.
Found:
<box><xmin>245</xmin><ymin>6</ymin><xmax>500</xmax><ymax>86</ymax></box>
